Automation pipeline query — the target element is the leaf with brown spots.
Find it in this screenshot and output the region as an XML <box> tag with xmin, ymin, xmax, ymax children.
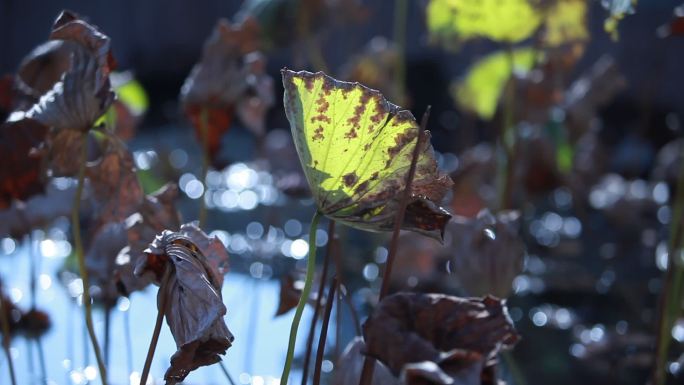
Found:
<box><xmin>282</xmin><ymin>69</ymin><xmax>453</xmax><ymax>240</ymax></box>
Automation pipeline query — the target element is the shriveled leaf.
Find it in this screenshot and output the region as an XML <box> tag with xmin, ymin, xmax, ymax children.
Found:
<box><xmin>282</xmin><ymin>69</ymin><xmax>453</xmax><ymax>240</ymax></box>
<box><xmin>25</xmin><ymin>11</ymin><xmax>115</xmax><ymax>132</ymax></box>
<box><xmin>120</xmin><ymin>183</ymin><xmax>181</xmax><ymax>282</ymax></box>
<box><xmin>16</xmin><ymin>40</ymin><xmax>74</xmax><ymax>99</ymax></box>
<box><xmin>427</xmin><ymin>0</ymin><xmax>542</xmax><ymax>45</ymax></box>
<box><xmin>362</xmin><ymin>293</ymin><xmax>519</xmax><ymax>384</ymax></box>
<box><xmin>181</xmin><ymin>18</ymin><xmax>272</xmax><ymax>163</ymax></box>
<box><xmin>602</xmin><ymin>0</ymin><xmax>637</xmax><ymax>40</ymax></box>
<box><xmin>86</xmin><ymin>134</ymin><xmax>144</xmax><ymax>224</ymax></box>
<box><xmin>542</xmin><ymin>0</ymin><xmax>589</xmax><ymax>47</ymax></box>
<box><xmin>453</xmin><ymin>48</ymin><xmax>537</xmax><ymax>120</ymax></box>
<box><xmin>0</xmin><ymin>114</ymin><xmax>49</xmax><ymax>208</ymax></box>
<box><xmin>446</xmin><ymin>209</ymin><xmax>525</xmax><ymax>298</ymax></box>
<box><xmin>135</xmin><ymin>226</ymin><xmax>233</xmax><ymax>384</ymax></box>
<box><xmin>27</xmin><ymin>43</ymin><xmax>115</xmax><ymax>132</ymax></box>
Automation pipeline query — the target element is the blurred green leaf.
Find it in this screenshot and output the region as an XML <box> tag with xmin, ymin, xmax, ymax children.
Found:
<box><xmin>427</xmin><ymin>0</ymin><xmax>542</xmax><ymax>45</ymax></box>
<box><xmin>115</xmin><ymin>78</ymin><xmax>148</xmax><ymax>115</ymax></box>
<box><xmin>543</xmin><ymin>0</ymin><xmax>589</xmax><ymax>47</ymax></box>
<box><xmin>453</xmin><ymin>48</ymin><xmax>537</xmax><ymax>120</ymax></box>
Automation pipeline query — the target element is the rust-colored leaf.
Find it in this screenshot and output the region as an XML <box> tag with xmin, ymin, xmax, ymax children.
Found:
<box><xmin>0</xmin><ymin>115</ymin><xmax>49</xmax><ymax>208</ymax></box>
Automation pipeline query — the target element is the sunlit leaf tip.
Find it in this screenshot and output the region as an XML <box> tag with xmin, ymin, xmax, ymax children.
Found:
<box><xmin>281</xmin><ymin>69</ymin><xmax>453</xmax><ymax>241</ymax></box>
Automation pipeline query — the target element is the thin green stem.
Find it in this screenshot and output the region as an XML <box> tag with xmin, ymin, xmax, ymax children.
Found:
<box><xmin>0</xmin><ymin>296</ymin><xmax>17</xmax><ymax>385</ymax></box>
<box><xmin>498</xmin><ymin>45</ymin><xmax>518</xmax><ymax>210</ymax></box>
<box><xmin>199</xmin><ymin>107</ymin><xmax>210</xmax><ymax>228</ymax></box>
<box><xmin>72</xmin><ymin>132</ymin><xmax>108</xmax><ymax>385</ymax></box>
<box><xmin>280</xmin><ymin>210</ymin><xmax>323</xmax><ymax>385</ymax></box>
<box><xmin>140</xmin><ymin>266</ymin><xmax>173</xmax><ymax>385</ymax></box>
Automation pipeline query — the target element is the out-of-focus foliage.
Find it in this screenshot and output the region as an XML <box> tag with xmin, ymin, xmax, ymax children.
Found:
<box><xmin>427</xmin><ymin>0</ymin><xmax>542</xmax><ymax>46</ymax></box>
<box><xmin>453</xmin><ymin>48</ymin><xmax>537</xmax><ymax>120</ymax></box>
<box><xmin>602</xmin><ymin>0</ymin><xmax>638</xmax><ymax>40</ymax></box>
<box><xmin>542</xmin><ymin>0</ymin><xmax>589</xmax><ymax>47</ymax></box>
<box><xmin>282</xmin><ymin>69</ymin><xmax>453</xmax><ymax>240</ymax></box>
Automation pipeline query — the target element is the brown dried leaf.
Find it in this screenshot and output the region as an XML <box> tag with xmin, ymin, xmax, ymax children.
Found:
<box><xmin>181</xmin><ymin>18</ymin><xmax>273</xmax><ymax>164</ymax></box>
<box><xmin>25</xmin><ymin>11</ymin><xmax>115</xmax><ymax>132</ymax></box>
<box><xmin>0</xmin><ymin>114</ymin><xmax>49</xmax><ymax>208</ymax></box>
<box><xmin>275</xmin><ymin>271</ymin><xmax>322</xmax><ymax>316</ymax></box>
<box><xmin>134</xmin><ymin>226</ymin><xmax>233</xmax><ymax>384</ymax></box>
<box><xmin>86</xmin><ymin>135</ymin><xmax>144</xmax><ymax>224</ymax></box>
<box><xmin>363</xmin><ymin>293</ymin><xmax>519</xmax><ymax>384</ymax></box>
<box><xmin>333</xmin><ymin>337</ymin><xmax>398</xmax><ymax>385</ymax></box>
<box><xmin>446</xmin><ymin>209</ymin><xmax>525</xmax><ymax>298</ymax></box>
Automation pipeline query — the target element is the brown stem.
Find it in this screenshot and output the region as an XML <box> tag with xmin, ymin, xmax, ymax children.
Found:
<box><xmin>140</xmin><ymin>266</ymin><xmax>173</xmax><ymax>385</ymax></box>
<box><xmin>199</xmin><ymin>107</ymin><xmax>210</xmax><ymax>228</ymax></box>
<box><xmin>0</xmin><ymin>295</ymin><xmax>17</xmax><ymax>385</ymax></box>
<box><xmin>72</xmin><ymin>132</ymin><xmax>108</xmax><ymax>384</ymax></box>
<box><xmin>301</xmin><ymin>220</ymin><xmax>335</xmax><ymax>385</ymax></box>
<box><xmin>313</xmin><ymin>277</ymin><xmax>338</xmax><ymax>385</ymax></box>
<box><xmin>499</xmin><ymin>45</ymin><xmax>518</xmax><ymax>210</ymax></box>
<box><xmin>219</xmin><ymin>361</ymin><xmax>237</xmax><ymax>385</ymax></box>
<box><xmin>359</xmin><ymin>107</ymin><xmax>432</xmax><ymax>385</ymax></box>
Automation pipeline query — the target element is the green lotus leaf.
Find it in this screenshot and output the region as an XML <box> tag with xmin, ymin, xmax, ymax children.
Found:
<box><xmin>281</xmin><ymin>69</ymin><xmax>453</xmax><ymax>240</ymax></box>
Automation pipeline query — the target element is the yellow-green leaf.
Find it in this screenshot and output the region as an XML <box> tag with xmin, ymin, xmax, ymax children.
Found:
<box><xmin>115</xmin><ymin>76</ymin><xmax>148</xmax><ymax>115</ymax></box>
<box><xmin>282</xmin><ymin>69</ymin><xmax>453</xmax><ymax>240</ymax></box>
<box><xmin>427</xmin><ymin>0</ymin><xmax>542</xmax><ymax>45</ymax></box>
<box><xmin>454</xmin><ymin>48</ymin><xmax>537</xmax><ymax>120</ymax></box>
<box><xmin>543</xmin><ymin>0</ymin><xmax>589</xmax><ymax>47</ymax></box>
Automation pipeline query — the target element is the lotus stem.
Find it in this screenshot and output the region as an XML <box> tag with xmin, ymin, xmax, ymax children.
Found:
<box><xmin>498</xmin><ymin>45</ymin><xmax>518</xmax><ymax>210</ymax></box>
<box><xmin>654</xmin><ymin>138</ymin><xmax>684</xmax><ymax>385</ymax></box>
<box><xmin>0</xmin><ymin>294</ymin><xmax>17</xmax><ymax>385</ymax></box>
<box><xmin>301</xmin><ymin>220</ymin><xmax>335</xmax><ymax>385</ymax></box>
<box><xmin>199</xmin><ymin>107</ymin><xmax>210</xmax><ymax>227</ymax></box>
<box><xmin>219</xmin><ymin>361</ymin><xmax>237</xmax><ymax>385</ymax></box>
<box><xmin>72</xmin><ymin>132</ymin><xmax>108</xmax><ymax>385</ymax></box>
<box><xmin>140</xmin><ymin>265</ymin><xmax>173</xmax><ymax>385</ymax></box>
<box><xmin>359</xmin><ymin>107</ymin><xmax>431</xmax><ymax>385</ymax></box>
<box><xmin>313</xmin><ymin>277</ymin><xmax>337</xmax><ymax>385</ymax></box>
<box><xmin>280</xmin><ymin>210</ymin><xmax>323</xmax><ymax>385</ymax></box>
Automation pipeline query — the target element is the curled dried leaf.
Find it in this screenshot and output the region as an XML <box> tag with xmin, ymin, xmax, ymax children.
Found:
<box><xmin>362</xmin><ymin>293</ymin><xmax>519</xmax><ymax>384</ymax></box>
<box><xmin>134</xmin><ymin>224</ymin><xmax>232</xmax><ymax>383</ymax></box>
<box><xmin>25</xmin><ymin>10</ymin><xmax>115</xmax><ymax>132</ymax></box>
<box><xmin>446</xmin><ymin>209</ymin><xmax>525</xmax><ymax>298</ymax></box>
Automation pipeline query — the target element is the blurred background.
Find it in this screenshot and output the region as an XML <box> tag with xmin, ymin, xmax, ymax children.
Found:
<box><xmin>2</xmin><ymin>1</ymin><xmax>684</xmax><ymax>385</ymax></box>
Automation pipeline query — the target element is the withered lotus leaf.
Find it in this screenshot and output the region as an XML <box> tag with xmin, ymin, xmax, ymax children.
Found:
<box><xmin>134</xmin><ymin>223</ymin><xmax>232</xmax><ymax>384</ymax></box>
<box><xmin>25</xmin><ymin>11</ymin><xmax>115</xmax><ymax>132</ymax></box>
<box><xmin>334</xmin><ymin>337</ymin><xmax>398</xmax><ymax>385</ymax></box>
<box><xmin>181</xmin><ymin>17</ymin><xmax>273</xmax><ymax>164</ymax></box>
<box><xmin>447</xmin><ymin>209</ymin><xmax>525</xmax><ymax>298</ymax></box>
<box><xmin>86</xmin><ymin>134</ymin><xmax>144</xmax><ymax>224</ymax></box>
<box><xmin>282</xmin><ymin>70</ymin><xmax>453</xmax><ymax>240</ymax></box>
<box><xmin>362</xmin><ymin>293</ymin><xmax>518</xmax><ymax>384</ymax></box>
<box><xmin>0</xmin><ymin>114</ymin><xmax>49</xmax><ymax>209</ymax></box>
<box><xmin>275</xmin><ymin>271</ymin><xmax>323</xmax><ymax>316</ymax></box>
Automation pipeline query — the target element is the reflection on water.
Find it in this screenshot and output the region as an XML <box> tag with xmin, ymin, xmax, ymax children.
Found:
<box><xmin>0</xmin><ymin>235</ymin><xmax>317</xmax><ymax>385</ymax></box>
